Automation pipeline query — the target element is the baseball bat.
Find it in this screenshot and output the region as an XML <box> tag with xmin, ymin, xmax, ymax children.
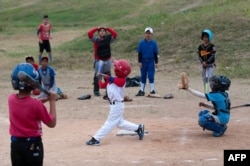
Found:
<box><xmin>200</xmin><ymin>102</ymin><xmax>250</xmax><ymax>110</ymax></box>
<box><xmin>96</xmin><ymin>60</ymin><xmax>104</xmax><ymax>76</ymax></box>
<box><xmin>97</xmin><ymin>72</ymin><xmax>109</xmax><ymax>78</ymax></box>
<box><xmin>204</xmin><ymin>68</ymin><xmax>209</xmax><ymax>93</ymax></box>
<box><xmin>17</xmin><ymin>71</ymin><xmax>50</xmax><ymax>96</ymax></box>
<box><xmin>231</xmin><ymin>103</ymin><xmax>250</xmax><ymax>109</ymax></box>
<box><xmin>145</xmin><ymin>93</ymin><xmax>174</xmax><ymax>99</ymax></box>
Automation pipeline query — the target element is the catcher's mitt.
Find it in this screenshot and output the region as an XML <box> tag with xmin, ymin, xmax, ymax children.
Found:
<box><xmin>177</xmin><ymin>72</ymin><xmax>189</xmax><ymax>89</ymax></box>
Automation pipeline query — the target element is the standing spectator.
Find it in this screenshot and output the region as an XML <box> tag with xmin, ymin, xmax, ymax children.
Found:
<box><xmin>37</xmin><ymin>15</ymin><xmax>53</xmax><ymax>64</ymax></box>
<box><xmin>136</xmin><ymin>27</ymin><xmax>159</xmax><ymax>96</ymax></box>
<box><xmin>8</xmin><ymin>63</ymin><xmax>57</xmax><ymax>166</ymax></box>
<box><xmin>198</xmin><ymin>29</ymin><xmax>216</xmax><ymax>93</ymax></box>
<box><xmin>88</xmin><ymin>26</ymin><xmax>117</xmax><ymax>98</ymax></box>
<box><xmin>37</xmin><ymin>57</ymin><xmax>57</xmax><ymax>100</ymax></box>
<box><xmin>25</xmin><ymin>56</ymin><xmax>40</xmax><ymax>95</ymax></box>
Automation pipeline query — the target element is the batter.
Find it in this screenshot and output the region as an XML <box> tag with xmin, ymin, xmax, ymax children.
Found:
<box><xmin>86</xmin><ymin>59</ymin><xmax>144</xmax><ymax>145</ymax></box>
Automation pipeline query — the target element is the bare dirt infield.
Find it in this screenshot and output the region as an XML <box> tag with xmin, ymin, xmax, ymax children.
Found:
<box><xmin>1</xmin><ymin>69</ymin><xmax>250</xmax><ymax>166</ymax></box>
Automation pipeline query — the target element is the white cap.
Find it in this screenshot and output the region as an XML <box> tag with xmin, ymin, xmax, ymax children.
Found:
<box><xmin>144</xmin><ymin>27</ymin><xmax>153</xmax><ymax>34</ymax></box>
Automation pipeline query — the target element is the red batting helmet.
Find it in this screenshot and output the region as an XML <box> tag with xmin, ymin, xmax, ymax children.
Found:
<box><xmin>113</xmin><ymin>59</ymin><xmax>131</xmax><ymax>78</ymax></box>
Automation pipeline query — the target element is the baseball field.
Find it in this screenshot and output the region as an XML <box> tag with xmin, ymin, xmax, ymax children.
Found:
<box><xmin>1</xmin><ymin>0</ymin><xmax>250</xmax><ymax>165</ymax></box>
<box><xmin>1</xmin><ymin>66</ymin><xmax>250</xmax><ymax>165</ymax></box>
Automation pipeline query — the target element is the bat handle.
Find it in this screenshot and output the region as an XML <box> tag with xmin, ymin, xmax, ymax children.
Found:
<box><xmin>97</xmin><ymin>72</ymin><xmax>109</xmax><ymax>78</ymax></box>
<box><xmin>45</xmin><ymin>90</ymin><xmax>50</xmax><ymax>96</ymax></box>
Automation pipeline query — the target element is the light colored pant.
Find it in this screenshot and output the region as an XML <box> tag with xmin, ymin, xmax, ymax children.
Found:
<box><xmin>201</xmin><ymin>66</ymin><xmax>214</xmax><ymax>84</ymax></box>
<box><xmin>37</xmin><ymin>84</ymin><xmax>57</xmax><ymax>99</ymax></box>
<box><xmin>94</xmin><ymin>102</ymin><xmax>138</xmax><ymax>141</ymax></box>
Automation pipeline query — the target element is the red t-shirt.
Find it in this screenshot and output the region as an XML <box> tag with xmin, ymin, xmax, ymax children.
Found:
<box><xmin>38</xmin><ymin>23</ymin><xmax>51</xmax><ymax>40</ymax></box>
<box><xmin>8</xmin><ymin>94</ymin><xmax>53</xmax><ymax>137</ymax></box>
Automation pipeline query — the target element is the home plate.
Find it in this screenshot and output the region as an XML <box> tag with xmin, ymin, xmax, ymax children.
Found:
<box><xmin>116</xmin><ymin>129</ymin><xmax>149</xmax><ymax>136</ymax></box>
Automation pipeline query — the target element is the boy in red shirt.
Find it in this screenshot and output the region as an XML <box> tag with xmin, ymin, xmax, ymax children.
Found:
<box><xmin>8</xmin><ymin>63</ymin><xmax>57</xmax><ymax>165</ymax></box>
<box><xmin>25</xmin><ymin>56</ymin><xmax>40</xmax><ymax>95</ymax></box>
<box><xmin>37</xmin><ymin>15</ymin><xmax>53</xmax><ymax>64</ymax></box>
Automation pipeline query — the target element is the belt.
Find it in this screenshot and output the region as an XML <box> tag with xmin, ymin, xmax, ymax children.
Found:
<box><xmin>11</xmin><ymin>136</ymin><xmax>41</xmax><ymax>142</ymax></box>
<box><xmin>110</xmin><ymin>101</ymin><xmax>124</xmax><ymax>105</ymax></box>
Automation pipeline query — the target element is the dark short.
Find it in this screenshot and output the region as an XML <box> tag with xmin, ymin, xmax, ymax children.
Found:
<box><xmin>39</xmin><ymin>40</ymin><xmax>51</xmax><ymax>53</ymax></box>
<box><xmin>11</xmin><ymin>136</ymin><xmax>44</xmax><ymax>166</ymax></box>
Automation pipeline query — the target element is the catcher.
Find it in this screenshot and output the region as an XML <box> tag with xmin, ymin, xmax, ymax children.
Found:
<box><xmin>178</xmin><ymin>72</ymin><xmax>231</xmax><ymax>137</ymax></box>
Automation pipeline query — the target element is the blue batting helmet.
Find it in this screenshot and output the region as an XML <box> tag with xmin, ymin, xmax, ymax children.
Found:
<box><xmin>201</xmin><ymin>29</ymin><xmax>213</xmax><ymax>41</ymax></box>
<box><xmin>11</xmin><ymin>63</ymin><xmax>39</xmax><ymax>90</ymax></box>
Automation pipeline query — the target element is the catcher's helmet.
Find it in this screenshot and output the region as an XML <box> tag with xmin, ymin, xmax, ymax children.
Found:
<box><xmin>209</xmin><ymin>75</ymin><xmax>231</xmax><ymax>92</ymax></box>
<box><xmin>113</xmin><ymin>59</ymin><xmax>131</xmax><ymax>78</ymax></box>
<box><xmin>201</xmin><ymin>29</ymin><xmax>213</xmax><ymax>41</ymax></box>
<box><xmin>11</xmin><ymin>63</ymin><xmax>39</xmax><ymax>91</ymax></box>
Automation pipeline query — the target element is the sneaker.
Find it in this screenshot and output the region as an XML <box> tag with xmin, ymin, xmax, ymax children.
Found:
<box><xmin>213</xmin><ymin>125</ymin><xmax>227</xmax><ymax>137</ymax></box>
<box><xmin>86</xmin><ymin>137</ymin><xmax>100</xmax><ymax>146</ymax></box>
<box><xmin>94</xmin><ymin>91</ymin><xmax>101</xmax><ymax>96</ymax></box>
<box><xmin>103</xmin><ymin>95</ymin><xmax>109</xmax><ymax>100</ymax></box>
<box><xmin>135</xmin><ymin>90</ymin><xmax>145</xmax><ymax>96</ymax></box>
<box><xmin>150</xmin><ymin>90</ymin><xmax>156</xmax><ymax>94</ymax></box>
<box><xmin>136</xmin><ymin>124</ymin><xmax>145</xmax><ymax>140</ymax></box>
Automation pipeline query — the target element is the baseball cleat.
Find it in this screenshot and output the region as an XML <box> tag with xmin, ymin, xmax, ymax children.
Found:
<box><xmin>213</xmin><ymin>125</ymin><xmax>227</xmax><ymax>137</ymax></box>
<box><xmin>136</xmin><ymin>90</ymin><xmax>145</xmax><ymax>96</ymax></box>
<box><xmin>86</xmin><ymin>137</ymin><xmax>100</xmax><ymax>146</ymax></box>
<box><xmin>137</xmin><ymin>124</ymin><xmax>145</xmax><ymax>140</ymax></box>
<box><xmin>150</xmin><ymin>90</ymin><xmax>156</xmax><ymax>94</ymax></box>
<box><xmin>94</xmin><ymin>91</ymin><xmax>101</xmax><ymax>96</ymax></box>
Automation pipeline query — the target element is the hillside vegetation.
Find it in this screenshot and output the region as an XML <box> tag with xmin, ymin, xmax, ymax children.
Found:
<box><xmin>0</xmin><ymin>0</ymin><xmax>250</xmax><ymax>78</ymax></box>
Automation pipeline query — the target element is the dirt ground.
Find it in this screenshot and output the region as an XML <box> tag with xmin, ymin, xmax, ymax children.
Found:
<box><xmin>1</xmin><ymin>67</ymin><xmax>250</xmax><ymax>166</ymax></box>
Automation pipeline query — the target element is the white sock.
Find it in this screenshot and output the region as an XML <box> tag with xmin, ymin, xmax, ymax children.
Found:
<box><xmin>150</xmin><ymin>83</ymin><xmax>154</xmax><ymax>92</ymax></box>
<box><xmin>140</xmin><ymin>83</ymin><xmax>145</xmax><ymax>91</ymax></box>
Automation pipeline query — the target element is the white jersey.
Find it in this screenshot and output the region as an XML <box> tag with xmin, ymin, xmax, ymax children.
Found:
<box><xmin>107</xmin><ymin>82</ymin><xmax>125</xmax><ymax>103</ymax></box>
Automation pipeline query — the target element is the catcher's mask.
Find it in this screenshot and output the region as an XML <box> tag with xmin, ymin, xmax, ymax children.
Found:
<box><xmin>209</xmin><ymin>75</ymin><xmax>231</xmax><ymax>92</ymax></box>
<box><xmin>11</xmin><ymin>63</ymin><xmax>39</xmax><ymax>91</ymax></box>
<box><xmin>113</xmin><ymin>59</ymin><xmax>131</xmax><ymax>78</ymax></box>
<box><xmin>201</xmin><ymin>29</ymin><xmax>213</xmax><ymax>41</ymax></box>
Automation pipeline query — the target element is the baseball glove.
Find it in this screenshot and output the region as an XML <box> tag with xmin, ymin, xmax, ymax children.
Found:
<box><xmin>124</xmin><ymin>96</ymin><xmax>133</xmax><ymax>102</ymax></box>
<box><xmin>77</xmin><ymin>94</ymin><xmax>91</xmax><ymax>100</ymax></box>
<box><xmin>163</xmin><ymin>93</ymin><xmax>174</xmax><ymax>99</ymax></box>
<box><xmin>177</xmin><ymin>72</ymin><xmax>189</xmax><ymax>89</ymax></box>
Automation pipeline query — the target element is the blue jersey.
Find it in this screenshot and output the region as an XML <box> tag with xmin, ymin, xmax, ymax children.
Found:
<box><xmin>137</xmin><ymin>39</ymin><xmax>158</xmax><ymax>62</ymax></box>
<box><xmin>205</xmin><ymin>92</ymin><xmax>230</xmax><ymax>124</ymax></box>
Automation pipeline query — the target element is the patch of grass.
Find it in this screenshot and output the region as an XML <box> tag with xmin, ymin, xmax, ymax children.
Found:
<box><xmin>1</xmin><ymin>0</ymin><xmax>250</xmax><ymax>78</ymax></box>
